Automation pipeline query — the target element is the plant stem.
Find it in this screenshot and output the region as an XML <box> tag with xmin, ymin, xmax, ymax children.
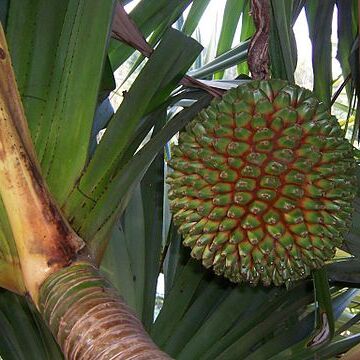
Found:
<box><xmin>248</xmin><ymin>0</ymin><xmax>270</xmax><ymax>80</ymax></box>
<box><xmin>39</xmin><ymin>262</ymin><xmax>171</xmax><ymax>360</ymax></box>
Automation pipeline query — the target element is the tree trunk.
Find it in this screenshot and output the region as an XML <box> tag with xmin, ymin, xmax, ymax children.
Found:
<box><xmin>39</xmin><ymin>262</ymin><xmax>170</xmax><ymax>360</ymax></box>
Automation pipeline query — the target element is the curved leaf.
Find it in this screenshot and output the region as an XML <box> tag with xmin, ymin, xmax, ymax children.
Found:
<box><xmin>214</xmin><ymin>0</ymin><xmax>244</xmax><ymax>79</ymax></box>
<box><xmin>305</xmin><ymin>0</ymin><xmax>335</xmax><ymax>105</ymax></box>
<box><xmin>182</xmin><ymin>0</ymin><xmax>211</xmax><ymax>36</ymax></box>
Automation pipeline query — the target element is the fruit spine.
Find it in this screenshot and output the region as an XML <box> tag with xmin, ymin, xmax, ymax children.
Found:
<box><xmin>167</xmin><ymin>80</ymin><xmax>356</xmax><ymax>286</ymax></box>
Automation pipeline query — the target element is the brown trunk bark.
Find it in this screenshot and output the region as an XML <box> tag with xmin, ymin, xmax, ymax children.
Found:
<box><xmin>39</xmin><ymin>262</ymin><xmax>171</xmax><ymax>360</ymax></box>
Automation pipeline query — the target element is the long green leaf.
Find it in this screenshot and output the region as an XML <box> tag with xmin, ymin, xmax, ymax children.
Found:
<box><xmin>64</xmin><ymin>29</ymin><xmax>204</xmax><ymax>252</ymax></box>
<box><xmin>237</xmin><ymin>0</ymin><xmax>255</xmax><ymax>75</ymax></box>
<box><xmin>305</xmin><ymin>0</ymin><xmax>335</xmax><ymax>105</ymax></box>
<box><xmin>344</xmin><ymin>197</ymin><xmax>360</xmax><ymax>257</ymax></box>
<box><xmin>308</xmin><ymin>269</ymin><xmax>335</xmax><ymax>348</ymax></box>
<box><xmin>118</xmin><ymin>0</ymin><xmax>199</xmax><ymax>88</ymax></box>
<box><xmin>336</xmin><ymin>312</ymin><xmax>360</xmax><ymax>336</ymax></box>
<box><xmin>246</xmin><ymin>314</ymin><xmax>313</xmax><ymax>360</ymax></box>
<box><xmin>189</xmin><ymin>40</ymin><xmax>249</xmax><ymax>79</ymax></box>
<box><xmin>151</xmin><ymin>259</ymin><xmax>205</xmax><ymax>347</ymax></box>
<box><xmin>97</xmin><ymin>55</ymin><xmax>116</xmax><ymax>104</ymax></box>
<box><xmin>100</xmin><ymin>224</ymin><xmax>137</xmax><ymax>311</ymax></box>
<box><xmin>141</xmin><ymin>112</ymin><xmax>166</xmax><ymax>330</ymax></box>
<box><xmin>180</xmin><ymin>286</ymin><xmax>280</xmax><ymax>360</ymax></box>
<box><xmin>6</xmin><ymin>0</ymin><xmax>115</xmax><ymax>204</ymax></box>
<box><xmin>269</xmin><ymin>288</ymin><xmax>356</xmax><ymax>360</ymax></box>
<box><xmin>78</xmin><ymin>94</ymin><xmax>212</xmax><ymax>254</ymax></box>
<box><xmin>267</xmin><ymin>285</ymin><xmax>356</xmax><ymax>359</ymax></box>
<box><xmin>212</xmin><ymin>284</ymin><xmax>313</xmax><ymax>360</ymax></box>
<box><xmin>0</xmin><ymin>0</ymin><xmax>9</xmax><ymax>27</ymax></box>
<box><xmin>182</xmin><ymin>0</ymin><xmax>211</xmax><ymax>36</ymax></box>
<box><xmin>0</xmin><ymin>311</ymin><xmax>24</xmax><ymax>360</ymax></box>
<box><xmin>0</xmin><ymin>290</ymin><xmax>62</xmax><ymax>360</ymax></box>
<box><xmin>88</xmin><ymin>98</ymin><xmax>114</xmax><ymax>158</ymax></box>
<box><xmin>214</xmin><ymin>0</ymin><xmax>244</xmax><ymax>79</ymax></box>
<box><xmin>108</xmin><ymin>0</ymin><xmax>192</xmax><ymax>70</ymax></box>
<box><xmin>328</xmin><ymin>259</ymin><xmax>360</xmax><ymax>286</ymax></box>
<box><xmin>123</xmin><ymin>184</ymin><xmax>146</xmax><ymax>317</ymax></box>
<box><xmin>269</xmin><ymin>0</ymin><xmax>297</xmax><ymax>82</ymax></box>
<box><xmin>336</xmin><ymin>0</ymin><xmax>358</xmax><ymax>101</ymax></box>
<box><xmin>163</xmin><ymin>219</ymin><xmax>184</xmax><ymax>296</ymax></box>
<box><xmin>161</xmin><ymin>278</ymin><xmax>232</xmax><ymax>357</ymax></box>
<box><xmin>316</xmin><ymin>334</ymin><xmax>360</xmax><ymax>359</ymax></box>
<box><xmin>291</xmin><ymin>0</ymin><xmax>306</xmax><ymax>23</ymax></box>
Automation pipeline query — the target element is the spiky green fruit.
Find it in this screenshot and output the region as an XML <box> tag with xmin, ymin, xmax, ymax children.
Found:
<box><xmin>167</xmin><ymin>80</ymin><xmax>356</xmax><ymax>287</ymax></box>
